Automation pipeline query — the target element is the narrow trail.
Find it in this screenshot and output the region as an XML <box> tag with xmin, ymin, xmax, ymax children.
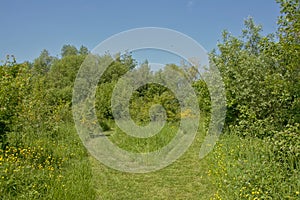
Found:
<box><xmin>89</xmin><ymin>125</ymin><xmax>216</xmax><ymax>200</ymax></box>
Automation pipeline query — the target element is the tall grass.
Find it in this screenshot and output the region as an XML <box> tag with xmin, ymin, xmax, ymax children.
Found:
<box><xmin>208</xmin><ymin>134</ymin><xmax>300</xmax><ymax>199</ymax></box>
<box><xmin>0</xmin><ymin>122</ymin><xmax>95</xmax><ymax>200</ymax></box>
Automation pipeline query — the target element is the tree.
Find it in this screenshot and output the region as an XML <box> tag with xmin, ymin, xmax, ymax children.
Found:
<box><xmin>209</xmin><ymin>1</ymin><xmax>299</xmax><ymax>168</ymax></box>
<box><xmin>47</xmin><ymin>54</ymin><xmax>86</xmax><ymax>104</ymax></box>
<box><xmin>97</xmin><ymin>53</ymin><xmax>136</xmax><ymax>84</ymax></box>
<box><xmin>79</xmin><ymin>45</ymin><xmax>89</xmax><ymax>55</ymax></box>
<box><xmin>33</xmin><ymin>49</ymin><xmax>55</xmax><ymax>75</ymax></box>
<box><xmin>61</xmin><ymin>44</ymin><xmax>78</xmax><ymax>57</ymax></box>
<box><xmin>211</xmin><ymin>17</ymin><xmax>286</xmax><ymax>137</ymax></box>
<box><xmin>276</xmin><ymin>0</ymin><xmax>300</xmax><ymax>124</ymax></box>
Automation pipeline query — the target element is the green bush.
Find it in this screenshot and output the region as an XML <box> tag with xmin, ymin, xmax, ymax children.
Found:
<box><xmin>270</xmin><ymin>123</ymin><xmax>300</xmax><ymax>170</ymax></box>
<box><xmin>0</xmin><ymin>62</ymin><xmax>31</xmax><ymax>149</ymax></box>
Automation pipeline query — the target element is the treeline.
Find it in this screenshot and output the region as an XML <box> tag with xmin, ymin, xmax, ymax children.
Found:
<box><xmin>0</xmin><ymin>44</ymin><xmax>200</xmax><ymax>147</ymax></box>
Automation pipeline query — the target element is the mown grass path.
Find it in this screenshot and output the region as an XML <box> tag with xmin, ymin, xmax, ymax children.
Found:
<box><xmin>89</xmin><ymin>123</ymin><xmax>216</xmax><ymax>200</ymax></box>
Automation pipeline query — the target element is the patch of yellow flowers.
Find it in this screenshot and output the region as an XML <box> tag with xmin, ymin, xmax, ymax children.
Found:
<box><xmin>0</xmin><ymin>145</ymin><xmax>66</xmax><ymax>193</ymax></box>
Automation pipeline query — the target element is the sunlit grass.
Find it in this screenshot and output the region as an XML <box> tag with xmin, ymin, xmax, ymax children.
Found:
<box><xmin>208</xmin><ymin>134</ymin><xmax>300</xmax><ymax>200</ymax></box>
<box><xmin>0</xmin><ymin>122</ymin><xmax>95</xmax><ymax>200</ymax></box>
<box><xmin>1</xmin><ymin>119</ymin><xmax>298</xmax><ymax>199</ymax></box>
<box><xmin>91</xmin><ymin>118</ymin><xmax>217</xmax><ymax>199</ymax></box>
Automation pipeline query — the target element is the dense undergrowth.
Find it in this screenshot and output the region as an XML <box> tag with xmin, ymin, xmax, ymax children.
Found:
<box><xmin>209</xmin><ymin>134</ymin><xmax>299</xmax><ymax>200</ymax></box>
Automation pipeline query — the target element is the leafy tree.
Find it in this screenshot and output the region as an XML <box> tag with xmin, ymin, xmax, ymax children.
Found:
<box><xmin>98</xmin><ymin>53</ymin><xmax>136</xmax><ymax>84</ymax></box>
<box><xmin>209</xmin><ymin>0</ymin><xmax>299</xmax><ymax>167</ymax></box>
<box><xmin>94</xmin><ymin>53</ymin><xmax>137</xmax><ymax>120</ymax></box>
<box><xmin>79</xmin><ymin>45</ymin><xmax>89</xmax><ymax>55</ymax></box>
<box><xmin>276</xmin><ymin>0</ymin><xmax>300</xmax><ymax>124</ymax></box>
<box><xmin>47</xmin><ymin>54</ymin><xmax>86</xmax><ymax>105</ymax></box>
<box><xmin>270</xmin><ymin>0</ymin><xmax>300</xmax><ymax>166</ymax></box>
<box><xmin>211</xmin><ymin>17</ymin><xmax>290</xmax><ymax>136</ymax></box>
<box><xmin>33</xmin><ymin>49</ymin><xmax>55</xmax><ymax>75</ymax></box>
<box><xmin>61</xmin><ymin>44</ymin><xmax>78</xmax><ymax>57</ymax></box>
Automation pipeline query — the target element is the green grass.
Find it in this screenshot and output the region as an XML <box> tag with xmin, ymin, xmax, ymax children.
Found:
<box><xmin>91</xmin><ymin>119</ymin><xmax>217</xmax><ymax>199</ymax></box>
<box><xmin>1</xmin><ymin>120</ymin><xmax>299</xmax><ymax>199</ymax></box>
<box><xmin>107</xmin><ymin>121</ymin><xmax>180</xmax><ymax>153</ymax></box>
<box><xmin>208</xmin><ymin>134</ymin><xmax>300</xmax><ymax>199</ymax></box>
<box><xmin>90</xmin><ymin>120</ymin><xmax>300</xmax><ymax>200</ymax></box>
<box><xmin>0</xmin><ymin>122</ymin><xmax>95</xmax><ymax>200</ymax></box>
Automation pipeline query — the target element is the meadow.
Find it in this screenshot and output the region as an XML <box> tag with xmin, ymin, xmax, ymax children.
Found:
<box><xmin>1</xmin><ymin>118</ymin><xmax>298</xmax><ymax>199</ymax></box>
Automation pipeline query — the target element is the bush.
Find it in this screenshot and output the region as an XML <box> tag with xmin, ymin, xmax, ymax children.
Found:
<box><xmin>270</xmin><ymin>123</ymin><xmax>300</xmax><ymax>170</ymax></box>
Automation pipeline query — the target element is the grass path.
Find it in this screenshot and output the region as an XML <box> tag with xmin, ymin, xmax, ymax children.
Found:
<box><xmin>89</xmin><ymin>123</ymin><xmax>216</xmax><ymax>199</ymax></box>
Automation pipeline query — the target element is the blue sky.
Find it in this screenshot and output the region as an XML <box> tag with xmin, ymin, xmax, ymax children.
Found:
<box><xmin>0</xmin><ymin>0</ymin><xmax>280</xmax><ymax>64</ymax></box>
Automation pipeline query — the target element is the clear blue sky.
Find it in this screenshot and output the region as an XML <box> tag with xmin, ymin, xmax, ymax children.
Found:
<box><xmin>0</xmin><ymin>0</ymin><xmax>280</xmax><ymax>63</ymax></box>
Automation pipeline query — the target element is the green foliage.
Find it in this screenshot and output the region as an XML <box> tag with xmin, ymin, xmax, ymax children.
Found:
<box><xmin>0</xmin><ymin>46</ymin><xmax>95</xmax><ymax>199</ymax></box>
<box><xmin>79</xmin><ymin>45</ymin><xmax>89</xmax><ymax>55</ymax></box>
<box><xmin>270</xmin><ymin>123</ymin><xmax>300</xmax><ymax>169</ymax></box>
<box><xmin>276</xmin><ymin>0</ymin><xmax>300</xmax><ymax>125</ymax></box>
<box><xmin>33</xmin><ymin>49</ymin><xmax>55</xmax><ymax>75</ymax></box>
<box><xmin>1</xmin><ymin>1</ymin><xmax>299</xmax><ymax>198</ymax></box>
<box><xmin>98</xmin><ymin>53</ymin><xmax>136</xmax><ymax>84</ymax></box>
<box><xmin>94</xmin><ymin>53</ymin><xmax>137</xmax><ymax>121</ymax></box>
<box><xmin>208</xmin><ymin>1</ymin><xmax>300</xmax><ymax>199</ymax></box>
<box><xmin>35</xmin><ymin>53</ymin><xmax>85</xmax><ymax>116</ymax></box>
<box><xmin>48</xmin><ymin>54</ymin><xmax>86</xmax><ymax>89</ymax></box>
<box><xmin>129</xmin><ymin>83</ymin><xmax>181</xmax><ymax>123</ymax></box>
<box><xmin>98</xmin><ymin>121</ymin><xmax>111</xmax><ymax>132</ymax></box>
<box><xmin>95</xmin><ymin>81</ymin><xmax>115</xmax><ymax>120</ymax></box>
<box><xmin>211</xmin><ymin>18</ymin><xmax>280</xmax><ymax>136</ymax></box>
<box><xmin>192</xmin><ymin>80</ymin><xmax>211</xmax><ymax>114</ymax></box>
<box><xmin>209</xmin><ymin>135</ymin><xmax>300</xmax><ymax>199</ymax></box>
<box><xmin>0</xmin><ymin>123</ymin><xmax>95</xmax><ymax>200</ymax></box>
<box><xmin>61</xmin><ymin>44</ymin><xmax>78</xmax><ymax>57</ymax></box>
<box><xmin>212</xmin><ymin>14</ymin><xmax>299</xmax><ymax>137</ymax></box>
<box><xmin>0</xmin><ymin>62</ymin><xmax>31</xmax><ymax>149</ymax></box>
